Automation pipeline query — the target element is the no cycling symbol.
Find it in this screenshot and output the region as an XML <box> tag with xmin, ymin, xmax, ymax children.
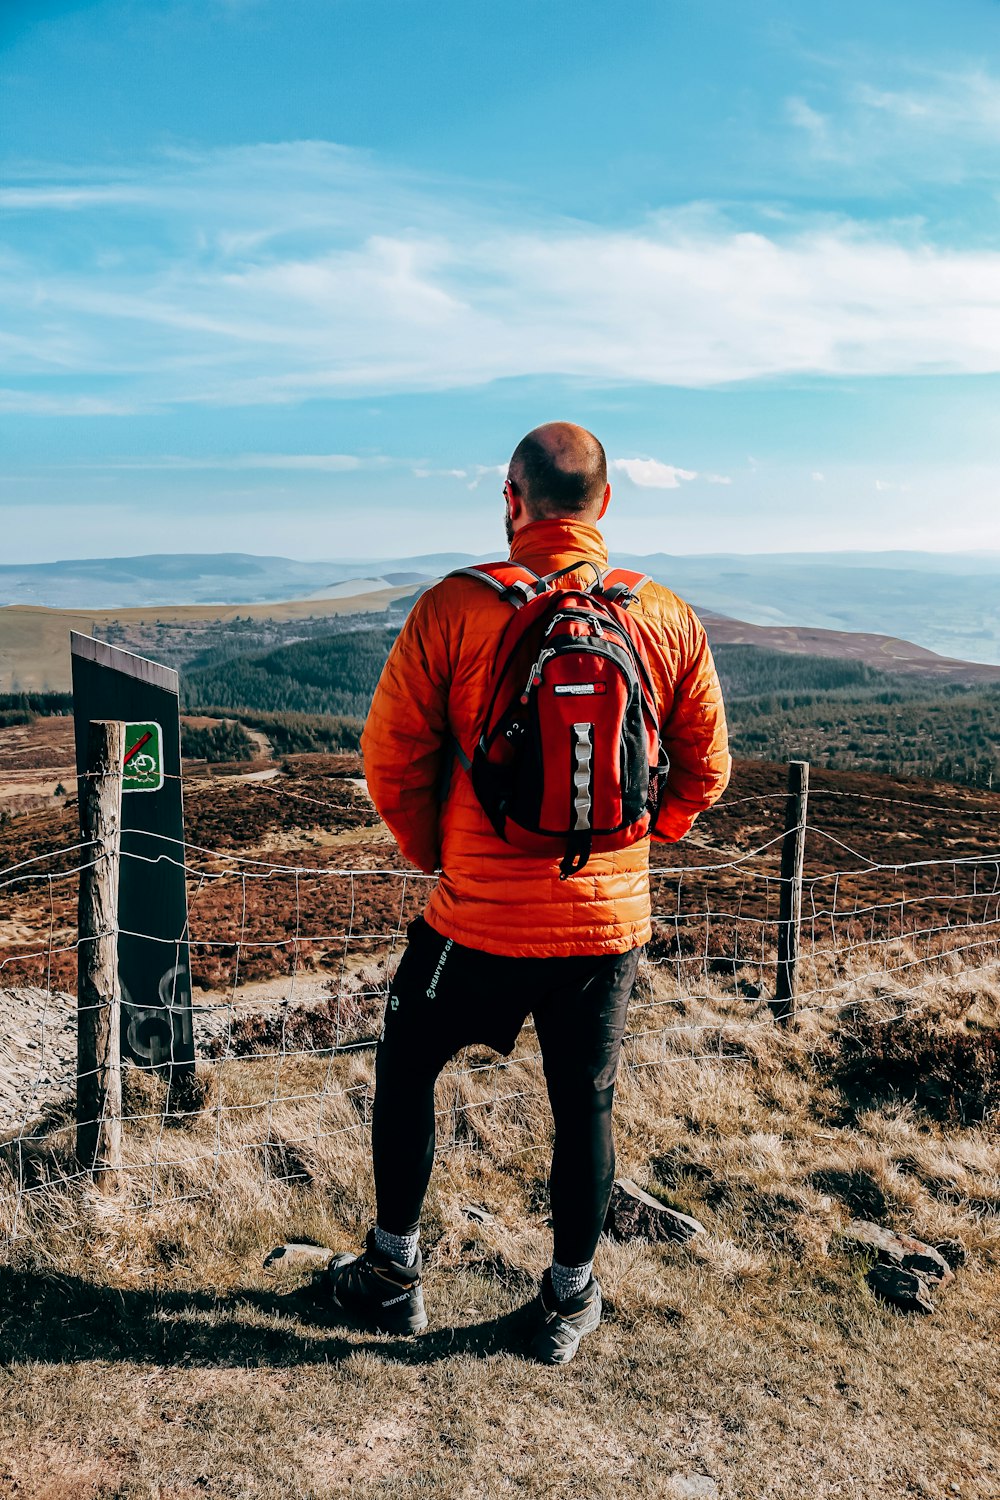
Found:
<box><xmin>122</xmin><ymin>721</ymin><xmax>164</xmax><ymax>793</ymax></box>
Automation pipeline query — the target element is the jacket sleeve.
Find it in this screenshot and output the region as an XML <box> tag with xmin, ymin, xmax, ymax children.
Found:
<box><xmin>360</xmin><ymin>588</ymin><xmax>451</xmax><ymax>874</ymax></box>
<box><xmin>652</xmin><ymin>608</ymin><xmax>731</xmax><ymax>843</ymax></box>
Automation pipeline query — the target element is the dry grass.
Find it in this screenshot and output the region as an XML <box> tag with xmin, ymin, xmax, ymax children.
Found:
<box><xmin>1</xmin><ymin>965</ymin><xmax>999</xmax><ymax>1500</ymax></box>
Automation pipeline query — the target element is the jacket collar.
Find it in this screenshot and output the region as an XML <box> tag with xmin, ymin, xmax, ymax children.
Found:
<box><xmin>508</xmin><ymin>518</ymin><xmax>609</xmax><ymax>574</ymax></box>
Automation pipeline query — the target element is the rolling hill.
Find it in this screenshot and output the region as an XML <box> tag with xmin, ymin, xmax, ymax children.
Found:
<box><xmin>4</xmin><ymin>581</ymin><xmax>1000</xmax><ymax>695</ymax></box>
<box><xmin>3</xmin><ymin>550</ymin><xmax>1000</xmax><ymax>663</ymax></box>
<box><xmin>0</xmin><ymin>588</ymin><xmax>413</xmax><ymax>693</ymax></box>
<box><xmin>699</xmin><ymin>611</ymin><xmax>1000</xmax><ymax>684</ymax></box>
<box><xmin>178</xmin><ymin>631</ymin><xmax>1000</xmax><ymax>789</ymax></box>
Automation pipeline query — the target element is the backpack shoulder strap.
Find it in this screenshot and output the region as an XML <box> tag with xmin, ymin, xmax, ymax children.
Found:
<box><xmin>445</xmin><ymin>561</ymin><xmax>548</xmax><ymax>609</ymax></box>
<box><xmin>599</xmin><ymin>567</ymin><xmax>652</xmax><ymax>607</ymax></box>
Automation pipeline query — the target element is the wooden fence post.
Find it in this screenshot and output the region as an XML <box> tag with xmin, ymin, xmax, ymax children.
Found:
<box><xmin>77</xmin><ymin>719</ymin><xmax>125</xmax><ymax>1186</ymax></box>
<box><xmin>773</xmin><ymin>759</ymin><xmax>810</xmax><ymax>1026</ymax></box>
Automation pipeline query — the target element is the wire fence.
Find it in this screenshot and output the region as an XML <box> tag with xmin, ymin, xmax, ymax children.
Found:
<box><xmin>1</xmin><ymin>764</ymin><xmax>999</xmax><ymax>1231</ymax></box>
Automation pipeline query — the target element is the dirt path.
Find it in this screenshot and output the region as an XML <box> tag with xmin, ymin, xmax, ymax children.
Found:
<box><xmin>243</xmin><ymin>727</ymin><xmax>272</xmax><ymax>759</ymax></box>
<box><xmin>0</xmin><ymin>987</ymin><xmax>76</xmax><ymax>1130</ymax></box>
<box><xmin>0</xmin><ymin>970</ymin><xmax>368</xmax><ymax>1132</ymax></box>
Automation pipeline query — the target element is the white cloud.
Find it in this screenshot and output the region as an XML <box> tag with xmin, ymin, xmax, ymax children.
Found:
<box><xmin>812</xmin><ymin>471</ymin><xmax>825</xmax><ymax>482</ymax></box>
<box><xmin>613</xmin><ymin>458</ymin><xmax>698</xmax><ymax>489</ymax></box>
<box><xmin>705</xmin><ymin>473</ymin><xmax>732</xmax><ymax>485</ymax></box>
<box><xmin>7</xmin><ymin>141</ymin><xmax>1000</xmax><ymax>412</ymax></box>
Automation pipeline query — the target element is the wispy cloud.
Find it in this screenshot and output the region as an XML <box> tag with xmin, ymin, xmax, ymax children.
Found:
<box><xmin>0</xmin><ymin>186</ymin><xmax>151</xmax><ymax>210</ymax></box>
<box><xmin>95</xmin><ymin>453</ymin><xmax>365</xmax><ymax>471</ymax></box>
<box><xmin>466</xmin><ymin>464</ymin><xmax>507</xmax><ymax>489</ymax></box>
<box><xmin>855</xmin><ymin>70</ymin><xmax>1000</xmax><ymax>135</ymax></box>
<box><xmin>0</xmin><ymin>388</ymin><xmax>148</xmax><ymax>416</ymax></box>
<box><xmin>786</xmin><ymin>64</ymin><xmax>1000</xmax><ymax>185</ymax></box>
<box><xmin>785</xmin><ymin>98</ymin><xmax>839</xmax><ymax>159</ymax></box>
<box><xmin>6</xmin><ymin>139</ymin><xmax>1000</xmax><ymax>416</ymax></box>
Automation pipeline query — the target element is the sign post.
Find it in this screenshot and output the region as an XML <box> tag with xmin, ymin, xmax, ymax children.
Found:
<box><xmin>71</xmin><ymin>634</ymin><xmax>195</xmax><ymax>1076</ymax></box>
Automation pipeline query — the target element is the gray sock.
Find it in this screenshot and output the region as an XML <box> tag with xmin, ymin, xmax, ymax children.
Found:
<box><xmin>374</xmin><ymin>1224</ymin><xmax>419</xmax><ymax>1267</ymax></box>
<box><xmin>551</xmin><ymin>1259</ymin><xmax>593</xmax><ymax>1302</ymax></box>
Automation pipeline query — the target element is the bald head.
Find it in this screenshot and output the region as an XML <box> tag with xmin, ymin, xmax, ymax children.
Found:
<box><xmin>508</xmin><ymin>421</ymin><xmax>608</xmax><ymax>521</ymax></box>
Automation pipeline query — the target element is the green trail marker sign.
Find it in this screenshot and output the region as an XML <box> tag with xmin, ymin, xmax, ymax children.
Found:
<box><xmin>123</xmin><ymin>722</ymin><xmax>163</xmax><ymax>792</ymax></box>
<box><xmin>71</xmin><ymin>634</ymin><xmax>194</xmax><ymax>1077</ymax></box>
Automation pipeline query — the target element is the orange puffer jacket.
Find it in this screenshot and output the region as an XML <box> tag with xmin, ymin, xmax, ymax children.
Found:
<box><xmin>361</xmin><ymin>518</ymin><xmax>731</xmax><ymax>957</ymax></box>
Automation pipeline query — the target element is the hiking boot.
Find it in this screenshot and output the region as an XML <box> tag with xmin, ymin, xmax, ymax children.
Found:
<box><xmin>528</xmin><ymin>1268</ymin><xmax>602</xmax><ymax>1365</ymax></box>
<box><xmin>313</xmin><ymin>1229</ymin><xmax>427</xmax><ymax>1335</ymax></box>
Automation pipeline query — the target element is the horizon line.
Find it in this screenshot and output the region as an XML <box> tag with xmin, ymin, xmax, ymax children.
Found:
<box><xmin>2</xmin><ymin>546</ymin><xmax>1000</xmax><ymax>569</ymax></box>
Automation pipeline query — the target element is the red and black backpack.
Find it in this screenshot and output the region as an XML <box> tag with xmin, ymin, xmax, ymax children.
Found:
<box><xmin>448</xmin><ymin>560</ymin><xmax>669</xmax><ymax>879</ymax></box>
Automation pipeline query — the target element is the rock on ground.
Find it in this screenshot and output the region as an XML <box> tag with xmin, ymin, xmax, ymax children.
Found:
<box><xmin>666</xmin><ymin>1476</ymin><xmax>720</xmax><ymax>1499</ymax></box>
<box><xmin>604</xmin><ymin>1178</ymin><xmax>706</xmax><ymax>1244</ymax></box>
<box><xmin>263</xmin><ymin>1242</ymin><xmax>335</xmax><ymax>1271</ymax></box>
<box><xmin>842</xmin><ymin>1219</ymin><xmax>954</xmax><ymax>1284</ymax></box>
<box><xmin>867</xmin><ymin>1262</ymin><xmax>937</xmax><ymax>1314</ymax></box>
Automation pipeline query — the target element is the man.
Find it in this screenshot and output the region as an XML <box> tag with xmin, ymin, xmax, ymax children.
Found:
<box><xmin>319</xmin><ymin>421</ymin><xmax>730</xmax><ymax>1363</ymax></box>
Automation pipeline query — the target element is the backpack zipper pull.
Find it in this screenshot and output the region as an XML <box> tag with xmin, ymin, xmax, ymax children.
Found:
<box><xmin>520</xmin><ymin>648</ymin><xmax>553</xmax><ymax>703</ymax></box>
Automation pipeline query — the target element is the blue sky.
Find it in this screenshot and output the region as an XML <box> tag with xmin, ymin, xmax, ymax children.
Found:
<box><xmin>2</xmin><ymin>0</ymin><xmax>1000</xmax><ymax>561</ymax></box>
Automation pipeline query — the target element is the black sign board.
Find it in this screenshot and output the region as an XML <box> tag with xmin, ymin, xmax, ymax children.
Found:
<box><xmin>70</xmin><ymin>632</ymin><xmax>194</xmax><ymax>1074</ymax></box>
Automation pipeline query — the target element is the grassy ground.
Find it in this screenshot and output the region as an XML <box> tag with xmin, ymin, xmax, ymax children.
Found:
<box><xmin>1</xmin><ymin>963</ymin><xmax>999</xmax><ymax>1500</ymax></box>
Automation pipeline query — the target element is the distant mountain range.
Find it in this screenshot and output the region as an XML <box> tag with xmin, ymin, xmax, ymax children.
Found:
<box><xmin>2</xmin><ymin>549</ymin><xmax>999</xmax><ymax>665</ymax></box>
<box><xmin>0</xmin><ymin>552</ymin><xmax>474</xmax><ymax>609</ymax></box>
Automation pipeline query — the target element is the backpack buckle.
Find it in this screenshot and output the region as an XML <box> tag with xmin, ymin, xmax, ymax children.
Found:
<box><xmin>602</xmin><ymin>582</ymin><xmax>635</xmax><ymax>607</ymax></box>
<box><xmin>500</xmin><ymin>578</ymin><xmax>541</xmax><ymax>608</ymax></box>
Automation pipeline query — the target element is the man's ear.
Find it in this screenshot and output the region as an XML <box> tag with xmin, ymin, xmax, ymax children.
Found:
<box><xmin>597</xmin><ymin>482</ymin><xmax>611</xmax><ymax>520</ymax></box>
<box><xmin>506</xmin><ymin>479</ymin><xmax>526</xmax><ymax>526</ymax></box>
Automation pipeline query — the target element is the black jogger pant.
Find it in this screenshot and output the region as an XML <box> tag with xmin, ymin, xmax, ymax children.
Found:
<box><xmin>371</xmin><ymin>916</ymin><xmax>641</xmax><ymax>1267</ymax></box>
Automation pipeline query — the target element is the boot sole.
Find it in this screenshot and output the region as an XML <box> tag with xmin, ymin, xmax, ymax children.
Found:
<box><xmin>305</xmin><ymin>1294</ymin><xmax>428</xmax><ymax>1336</ymax></box>
<box><xmin>334</xmin><ymin>1302</ymin><xmax>428</xmax><ymax>1336</ymax></box>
